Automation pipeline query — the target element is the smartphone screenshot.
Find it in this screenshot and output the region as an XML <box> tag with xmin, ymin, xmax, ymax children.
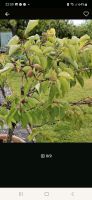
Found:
<box><xmin>0</xmin><ymin>4</ymin><xmax>92</xmax><ymax>143</ymax></box>
<box><xmin>0</xmin><ymin>0</ymin><xmax>92</xmax><ymax>197</ymax></box>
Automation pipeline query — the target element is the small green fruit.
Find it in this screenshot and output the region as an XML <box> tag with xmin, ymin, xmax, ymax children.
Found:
<box><xmin>33</xmin><ymin>64</ymin><xmax>42</xmax><ymax>71</ymax></box>
<box><xmin>27</xmin><ymin>70</ymin><xmax>33</xmax><ymax>77</ymax></box>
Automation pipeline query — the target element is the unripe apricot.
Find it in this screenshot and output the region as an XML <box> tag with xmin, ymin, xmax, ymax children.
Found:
<box><xmin>27</xmin><ymin>70</ymin><xmax>33</xmax><ymax>77</ymax></box>
<box><xmin>21</xmin><ymin>99</ymin><xmax>26</xmax><ymax>104</ymax></box>
<box><xmin>33</xmin><ymin>64</ymin><xmax>42</xmax><ymax>71</ymax></box>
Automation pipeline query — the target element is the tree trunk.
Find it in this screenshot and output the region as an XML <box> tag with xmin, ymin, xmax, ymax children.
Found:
<box><xmin>0</xmin><ymin>134</ymin><xmax>25</xmax><ymax>143</ymax></box>
<box><xmin>7</xmin><ymin>123</ymin><xmax>16</xmax><ymax>143</ymax></box>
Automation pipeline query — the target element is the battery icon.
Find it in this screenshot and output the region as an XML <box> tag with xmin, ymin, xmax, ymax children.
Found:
<box><xmin>67</xmin><ymin>3</ymin><xmax>70</xmax><ymax>6</ymax></box>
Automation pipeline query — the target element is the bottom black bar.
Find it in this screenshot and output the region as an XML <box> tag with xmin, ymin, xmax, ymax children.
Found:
<box><xmin>0</xmin><ymin>143</ymin><xmax>92</xmax><ymax>187</ymax></box>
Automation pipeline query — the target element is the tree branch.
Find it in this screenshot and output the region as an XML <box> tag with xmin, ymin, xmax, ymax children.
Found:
<box><xmin>70</xmin><ymin>97</ymin><xmax>92</xmax><ymax>106</ymax></box>
<box><xmin>33</xmin><ymin>119</ymin><xmax>60</xmax><ymax>128</ymax></box>
<box><xmin>0</xmin><ymin>86</ymin><xmax>6</xmax><ymax>99</ymax></box>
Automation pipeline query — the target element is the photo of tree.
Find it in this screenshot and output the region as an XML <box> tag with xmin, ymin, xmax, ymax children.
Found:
<box><xmin>0</xmin><ymin>19</ymin><xmax>92</xmax><ymax>143</ymax></box>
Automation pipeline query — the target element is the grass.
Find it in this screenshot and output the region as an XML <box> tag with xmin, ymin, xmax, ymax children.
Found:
<box><xmin>35</xmin><ymin>78</ymin><xmax>92</xmax><ymax>142</ymax></box>
<box><xmin>6</xmin><ymin>72</ymin><xmax>92</xmax><ymax>142</ymax></box>
<box><xmin>64</xmin><ymin>78</ymin><xmax>92</xmax><ymax>102</ymax></box>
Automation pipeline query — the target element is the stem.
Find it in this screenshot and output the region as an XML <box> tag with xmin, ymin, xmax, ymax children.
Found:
<box><xmin>26</xmin><ymin>123</ymin><xmax>32</xmax><ymax>135</ymax></box>
<box><xmin>21</xmin><ymin>86</ymin><xmax>24</xmax><ymax>96</ymax></box>
<box><xmin>33</xmin><ymin>119</ymin><xmax>60</xmax><ymax>128</ymax></box>
<box><xmin>0</xmin><ymin>86</ymin><xmax>6</xmax><ymax>99</ymax></box>
<box><xmin>70</xmin><ymin>97</ymin><xmax>92</xmax><ymax>106</ymax></box>
<box><xmin>7</xmin><ymin>128</ymin><xmax>13</xmax><ymax>143</ymax></box>
<box><xmin>27</xmin><ymin>78</ymin><xmax>49</xmax><ymax>97</ymax></box>
<box><xmin>24</xmin><ymin>49</ymin><xmax>32</xmax><ymax>67</ymax></box>
<box><xmin>7</xmin><ymin>123</ymin><xmax>16</xmax><ymax>143</ymax></box>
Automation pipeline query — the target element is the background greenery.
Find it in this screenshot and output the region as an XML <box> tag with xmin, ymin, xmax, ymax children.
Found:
<box><xmin>1</xmin><ymin>19</ymin><xmax>92</xmax><ymax>39</ymax></box>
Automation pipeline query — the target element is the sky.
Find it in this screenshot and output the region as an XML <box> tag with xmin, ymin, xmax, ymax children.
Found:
<box><xmin>70</xmin><ymin>20</ymin><xmax>86</xmax><ymax>26</ymax></box>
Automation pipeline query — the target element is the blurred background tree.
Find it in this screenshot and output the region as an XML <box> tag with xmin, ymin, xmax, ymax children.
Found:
<box><xmin>0</xmin><ymin>19</ymin><xmax>92</xmax><ymax>39</ymax></box>
<box><xmin>73</xmin><ymin>20</ymin><xmax>92</xmax><ymax>38</ymax></box>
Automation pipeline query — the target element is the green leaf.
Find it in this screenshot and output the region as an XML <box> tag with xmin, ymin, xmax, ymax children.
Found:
<box><xmin>51</xmin><ymin>106</ymin><xmax>59</xmax><ymax>119</ymax></box>
<box><xmin>9</xmin><ymin>20</ymin><xmax>17</xmax><ymax>27</ymax></box>
<box><xmin>0</xmin><ymin>63</ymin><xmax>14</xmax><ymax>74</ymax></box>
<box><xmin>72</xmin><ymin>60</ymin><xmax>78</xmax><ymax>69</ymax></box>
<box><xmin>33</xmin><ymin>55</ymin><xmax>41</xmax><ymax>65</ymax></box>
<box><xmin>60</xmin><ymin>77</ymin><xmax>69</xmax><ymax>96</ymax></box>
<box><xmin>43</xmin><ymin>47</ymin><xmax>54</xmax><ymax>55</ymax></box>
<box><xmin>28</xmin><ymin>34</ymin><xmax>40</xmax><ymax>41</ymax></box>
<box><xmin>24</xmin><ymin>40</ymin><xmax>32</xmax><ymax>50</ymax></box>
<box><xmin>25</xmin><ymin>20</ymin><xmax>39</xmax><ymax>36</ymax></box>
<box><xmin>70</xmin><ymin>79</ymin><xmax>76</xmax><ymax>87</ymax></box>
<box><xmin>40</xmin><ymin>81</ymin><xmax>49</xmax><ymax>93</ymax></box>
<box><xmin>26</xmin><ymin>112</ymin><xmax>32</xmax><ymax>124</ymax></box>
<box><xmin>45</xmin><ymin>68</ymin><xmax>57</xmax><ymax>81</ymax></box>
<box><xmin>68</xmin><ymin>45</ymin><xmax>77</xmax><ymax>60</ymax></box>
<box><xmin>35</xmin><ymin>82</ymin><xmax>40</xmax><ymax>93</ymax></box>
<box><xmin>49</xmin><ymin>84</ymin><xmax>55</xmax><ymax>102</ymax></box>
<box><xmin>76</xmin><ymin>74</ymin><xmax>84</xmax><ymax>87</ymax></box>
<box><xmin>7</xmin><ymin>35</ymin><xmax>20</xmax><ymax>46</ymax></box>
<box><xmin>47</xmin><ymin>57</ymin><xmax>53</xmax><ymax>69</ymax></box>
<box><xmin>29</xmin><ymin>110</ymin><xmax>38</xmax><ymax>124</ymax></box>
<box><xmin>42</xmin><ymin>109</ymin><xmax>49</xmax><ymax>122</ymax></box>
<box><xmin>59</xmin><ymin>64</ymin><xmax>74</xmax><ymax>77</ymax></box>
<box><xmin>13</xmin><ymin>109</ymin><xmax>20</xmax><ymax>122</ymax></box>
<box><xmin>49</xmin><ymin>83</ymin><xmax>59</xmax><ymax>102</ymax></box>
<box><xmin>34</xmin><ymin>108</ymin><xmax>42</xmax><ymax>123</ymax></box>
<box><xmin>58</xmin><ymin>71</ymin><xmax>73</xmax><ymax>80</ymax></box>
<box><xmin>21</xmin><ymin>112</ymin><xmax>29</xmax><ymax>128</ymax></box>
<box><xmin>27</xmin><ymin>98</ymin><xmax>38</xmax><ymax>108</ymax></box>
<box><xmin>39</xmin><ymin>56</ymin><xmax>47</xmax><ymax>69</ymax></box>
<box><xmin>24</xmin><ymin>80</ymin><xmax>31</xmax><ymax>96</ymax></box>
<box><xmin>6</xmin><ymin>107</ymin><xmax>17</xmax><ymax>126</ymax></box>
<box><xmin>9</xmin><ymin>45</ymin><xmax>21</xmax><ymax>56</ymax></box>
<box><xmin>23</xmin><ymin>66</ymin><xmax>31</xmax><ymax>73</ymax></box>
<box><xmin>27</xmin><ymin>129</ymin><xmax>38</xmax><ymax>141</ymax></box>
<box><xmin>47</xmin><ymin>105</ymin><xmax>59</xmax><ymax>121</ymax></box>
<box><xmin>30</xmin><ymin>45</ymin><xmax>42</xmax><ymax>55</ymax></box>
<box><xmin>0</xmin><ymin>114</ymin><xmax>5</xmax><ymax>121</ymax></box>
<box><xmin>80</xmin><ymin>34</ymin><xmax>90</xmax><ymax>47</ymax></box>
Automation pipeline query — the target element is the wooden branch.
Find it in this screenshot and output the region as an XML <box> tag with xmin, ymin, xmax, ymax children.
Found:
<box><xmin>0</xmin><ymin>86</ymin><xmax>6</xmax><ymax>99</ymax></box>
<box><xmin>70</xmin><ymin>97</ymin><xmax>92</xmax><ymax>106</ymax></box>
<box><xmin>33</xmin><ymin>119</ymin><xmax>60</xmax><ymax>128</ymax></box>
<box><xmin>75</xmin><ymin>68</ymin><xmax>92</xmax><ymax>73</ymax></box>
<box><xmin>0</xmin><ymin>134</ymin><xmax>25</xmax><ymax>143</ymax></box>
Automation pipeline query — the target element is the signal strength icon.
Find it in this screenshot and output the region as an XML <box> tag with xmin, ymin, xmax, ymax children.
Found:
<box><xmin>67</xmin><ymin>3</ymin><xmax>70</xmax><ymax>6</ymax></box>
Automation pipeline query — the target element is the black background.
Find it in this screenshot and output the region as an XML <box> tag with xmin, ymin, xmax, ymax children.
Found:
<box><xmin>0</xmin><ymin>144</ymin><xmax>92</xmax><ymax>187</ymax></box>
<box><xmin>0</xmin><ymin>8</ymin><xmax>92</xmax><ymax>19</ymax></box>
